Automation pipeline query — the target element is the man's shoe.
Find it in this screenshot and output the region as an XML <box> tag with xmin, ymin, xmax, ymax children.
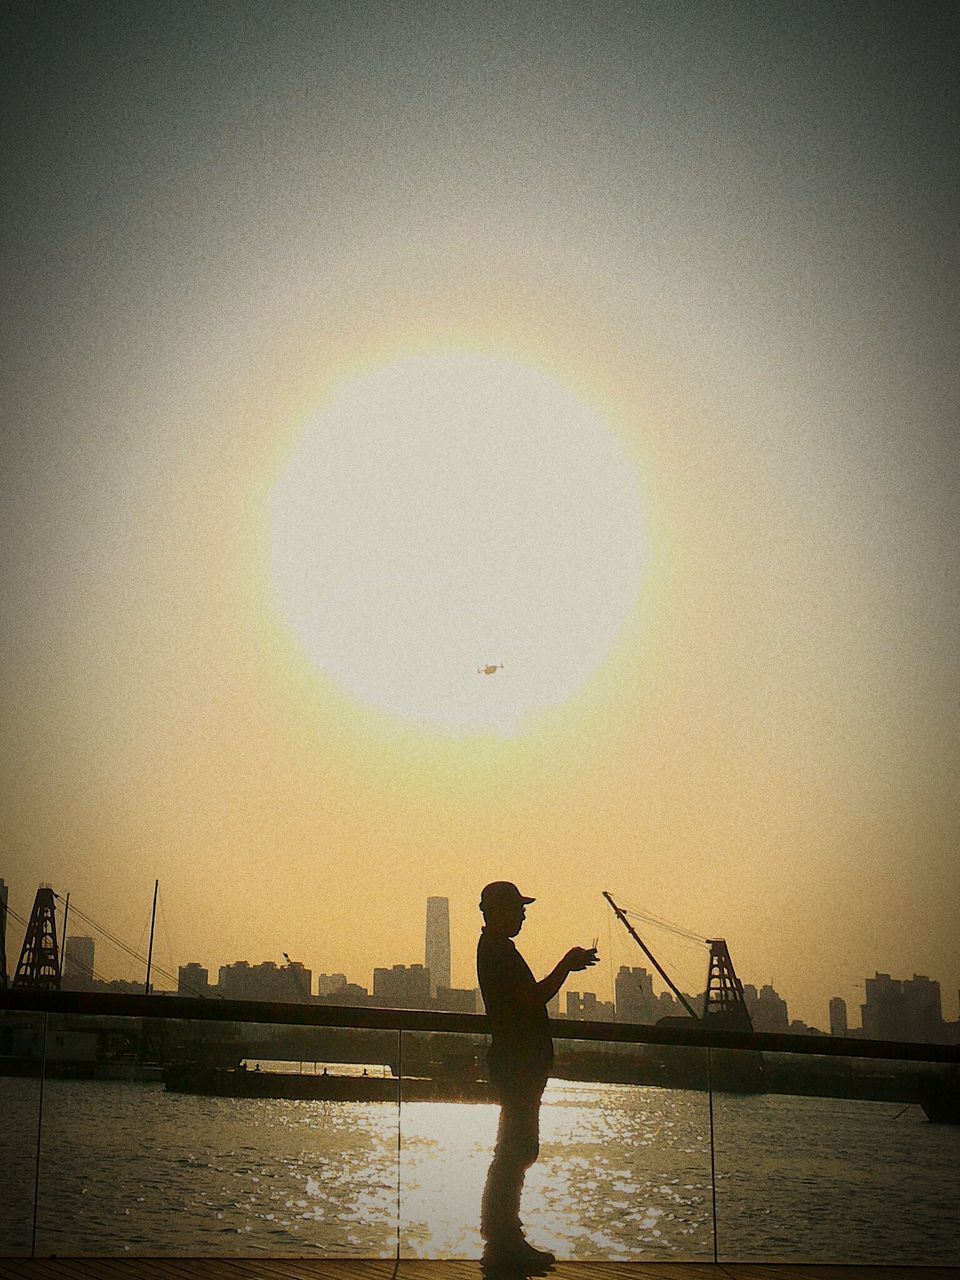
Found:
<box><xmin>481</xmin><ymin>1253</ymin><xmax>530</xmax><ymax>1276</ymax></box>
<box><xmin>518</xmin><ymin>1243</ymin><xmax>556</xmax><ymax>1267</ymax></box>
<box><xmin>482</xmin><ymin>1241</ymin><xmax>556</xmax><ymax>1275</ymax></box>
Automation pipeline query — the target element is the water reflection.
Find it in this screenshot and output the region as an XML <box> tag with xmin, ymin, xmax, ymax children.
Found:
<box><xmin>712</xmin><ymin>1089</ymin><xmax>960</xmax><ymax>1262</ymax></box>
<box><xmin>0</xmin><ymin>1074</ymin><xmax>42</xmax><ymax>1255</ymax></box>
<box><xmin>36</xmin><ymin>1082</ymin><xmax>398</xmax><ymax>1256</ymax></box>
<box><xmin>18</xmin><ymin>1068</ymin><xmax>958</xmax><ymax>1262</ymax></box>
<box><xmin>399</xmin><ymin>1079</ymin><xmax>712</xmax><ymax>1260</ymax></box>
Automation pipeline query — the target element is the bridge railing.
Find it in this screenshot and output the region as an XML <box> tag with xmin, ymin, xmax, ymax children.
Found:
<box><xmin>1</xmin><ymin>989</ymin><xmax>957</xmax><ymax>1264</ymax></box>
<box><xmin>3</xmin><ymin>987</ymin><xmax>958</xmax><ymax>1059</ymax></box>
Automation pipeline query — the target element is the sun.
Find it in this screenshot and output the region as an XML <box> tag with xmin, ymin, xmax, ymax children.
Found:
<box><xmin>267</xmin><ymin>352</ymin><xmax>646</xmax><ymax>737</ymax></box>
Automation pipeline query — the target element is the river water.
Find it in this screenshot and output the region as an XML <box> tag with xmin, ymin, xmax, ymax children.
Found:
<box><xmin>3</xmin><ymin>1075</ymin><xmax>958</xmax><ymax>1262</ymax></box>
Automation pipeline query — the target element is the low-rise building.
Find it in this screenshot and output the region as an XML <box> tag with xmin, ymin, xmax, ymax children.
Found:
<box><xmin>566</xmin><ymin>991</ymin><xmax>615</xmax><ymax>1021</ymax></box>
<box><xmin>177</xmin><ymin>962</ymin><xmax>210</xmax><ymax>998</ymax></box>
<box><xmin>861</xmin><ymin>972</ymin><xmax>945</xmax><ymax>1042</ymax></box>
<box><xmin>372</xmin><ymin>963</ymin><xmax>431</xmax><ymax>1009</ymax></box>
<box><xmin>217</xmin><ymin>960</ymin><xmax>313</xmax><ymax>1003</ymax></box>
<box><xmin>63</xmin><ymin>936</ymin><xmax>96</xmax><ymax>991</ymax></box>
<box><xmin>435</xmin><ymin>985</ymin><xmax>478</xmax><ymax>1013</ymax></box>
<box><xmin>316</xmin><ymin>973</ymin><xmax>348</xmax><ymax>997</ymax></box>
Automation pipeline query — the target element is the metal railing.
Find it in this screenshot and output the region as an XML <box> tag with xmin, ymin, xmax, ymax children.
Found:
<box><xmin>3</xmin><ymin>988</ymin><xmax>957</xmax><ymax>1059</ymax></box>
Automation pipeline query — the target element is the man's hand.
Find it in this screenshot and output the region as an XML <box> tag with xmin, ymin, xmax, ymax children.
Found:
<box><xmin>536</xmin><ymin>946</ymin><xmax>600</xmax><ymax>1002</ymax></box>
<box><xmin>564</xmin><ymin>946</ymin><xmax>599</xmax><ymax>973</ymax></box>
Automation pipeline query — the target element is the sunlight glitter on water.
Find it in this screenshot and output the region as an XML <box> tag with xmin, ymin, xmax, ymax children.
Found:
<box><xmin>3</xmin><ymin>1072</ymin><xmax>957</xmax><ymax>1262</ymax></box>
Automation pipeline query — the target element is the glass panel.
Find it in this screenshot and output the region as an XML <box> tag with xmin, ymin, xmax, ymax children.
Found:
<box><xmin>34</xmin><ymin>1013</ymin><xmax>400</xmax><ymax>1257</ymax></box>
<box><xmin>0</xmin><ymin>1009</ymin><xmax>44</xmax><ymax>1255</ymax></box>
<box><xmin>711</xmin><ymin>1046</ymin><xmax>960</xmax><ymax>1263</ymax></box>
<box><xmin>399</xmin><ymin>1028</ymin><xmax>713</xmax><ymax>1261</ymax></box>
<box><xmin>398</xmin><ymin>1027</ymin><xmax>494</xmax><ymax>1260</ymax></box>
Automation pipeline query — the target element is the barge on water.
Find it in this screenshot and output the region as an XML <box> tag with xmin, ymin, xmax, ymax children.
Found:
<box><xmin>163</xmin><ymin>1062</ymin><xmax>495</xmax><ymax>1104</ymax></box>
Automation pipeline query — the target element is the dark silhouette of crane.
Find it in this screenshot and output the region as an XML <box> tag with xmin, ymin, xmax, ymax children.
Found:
<box><xmin>13</xmin><ymin>885</ymin><xmax>61</xmax><ymax>991</ymax></box>
<box><xmin>603</xmin><ymin>891</ymin><xmax>753</xmax><ymax>1031</ymax></box>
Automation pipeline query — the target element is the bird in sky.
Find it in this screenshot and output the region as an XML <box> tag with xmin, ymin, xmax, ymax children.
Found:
<box><xmin>477</xmin><ymin>664</ymin><xmax>503</xmax><ymax>675</ymax></box>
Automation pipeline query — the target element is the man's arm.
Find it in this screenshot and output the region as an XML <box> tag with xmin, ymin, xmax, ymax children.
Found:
<box><xmin>534</xmin><ymin>947</ymin><xmax>597</xmax><ymax>1005</ymax></box>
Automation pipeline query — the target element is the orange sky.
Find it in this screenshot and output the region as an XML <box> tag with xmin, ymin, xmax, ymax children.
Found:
<box><xmin>2</xmin><ymin>5</ymin><xmax>958</xmax><ymax>1028</ymax></box>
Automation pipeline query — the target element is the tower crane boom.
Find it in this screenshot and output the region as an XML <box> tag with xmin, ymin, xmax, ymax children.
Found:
<box><xmin>602</xmin><ymin>891</ymin><xmax>699</xmax><ymax>1020</ymax></box>
<box><xmin>603</xmin><ymin>891</ymin><xmax>753</xmax><ymax>1031</ymax></box>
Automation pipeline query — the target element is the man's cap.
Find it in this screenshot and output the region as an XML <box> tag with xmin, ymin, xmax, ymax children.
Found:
<box><xmin>479</xmin><ymin>881</ymin><xmax>535</xmax><ymax>911</ymax></box>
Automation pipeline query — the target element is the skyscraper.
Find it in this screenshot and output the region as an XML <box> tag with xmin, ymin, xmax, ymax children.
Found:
<box><xmin>425</xmin><ymin>896</ymin><xmax>451</xmax><ymax>997</ymax></box>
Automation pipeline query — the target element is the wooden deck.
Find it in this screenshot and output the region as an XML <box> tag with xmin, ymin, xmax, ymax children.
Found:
<box><xmin>0</xmin><ymin>1262</ymin><xmax>957</xmax><ymax>1280</ymax></box>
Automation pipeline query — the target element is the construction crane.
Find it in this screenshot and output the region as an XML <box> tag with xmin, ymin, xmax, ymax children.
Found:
<box><xmin>603</xmin><ymin>890</ymin><xmax>753</xmax><ymax>1032</ymax></box>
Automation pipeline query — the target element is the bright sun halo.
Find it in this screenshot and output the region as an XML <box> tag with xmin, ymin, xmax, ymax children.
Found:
<box><xmin>268</xmin><ymin>353</ymin><xmax>646</xmax><ymax>737</ymax></box>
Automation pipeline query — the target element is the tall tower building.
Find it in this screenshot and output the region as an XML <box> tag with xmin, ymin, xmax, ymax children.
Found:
<box><xmin>425</xmin><ymin>896</ymin><xmax>451</xmax><ymax>997</ymax></box>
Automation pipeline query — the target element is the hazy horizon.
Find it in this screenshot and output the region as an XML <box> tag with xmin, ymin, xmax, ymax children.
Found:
<box><xmin>3</xmin><ymin>879</ymin><xmax>956</xmax><ymax>1031</ymax></box>
<box><xmin>2</xmin><ymin>3</ymin><xmax>958</xmax><ymax>1033</ymax></box>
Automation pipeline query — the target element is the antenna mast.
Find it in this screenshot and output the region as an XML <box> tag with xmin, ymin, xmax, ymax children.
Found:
<box><xmin>0</xmin><ymin>878</ymin><xmax>7</xmax><ymax>990</ymax></box>
<box><xmin>144</xmin><ymin>880</ymin><xmax>158</xmax><ymax>996</ymax></box>
<box><xmin>59</xmin><ymin>893</ymin><xmax>70</xmax><ymax>973</ymax></box>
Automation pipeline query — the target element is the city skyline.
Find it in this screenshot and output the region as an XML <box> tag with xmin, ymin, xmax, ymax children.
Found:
<box><xmin>5</xmin><ymin>878</ymin><xmax>956</xmax><ymax>1037</ymax></box>
<box><xmin>72</xmin><ymin>937</ymin><xmax>960</xmax><ymax>1044</ymax></box>
<box><xmin>2</xmin><ymin>7</ymin><xmax>957</xmax><ymax>1042</ymax></box>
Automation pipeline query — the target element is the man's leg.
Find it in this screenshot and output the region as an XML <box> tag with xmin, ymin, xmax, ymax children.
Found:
<box><xmin>481</xmin><ymin>1082</ymin><xmax>544</xmax><ymax>1262</ymax></box>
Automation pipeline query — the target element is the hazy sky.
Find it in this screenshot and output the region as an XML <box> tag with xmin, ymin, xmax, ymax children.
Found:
<box><xmin>2</xmin><ymin>2</ymin><xmax>958</xmax><ymax>1027</ymax></box>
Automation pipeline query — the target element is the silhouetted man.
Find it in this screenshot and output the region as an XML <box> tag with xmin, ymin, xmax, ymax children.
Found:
<box><xmin>477</xmin><ymin>881</ymin><xmax>598</xmax><ymax>1273</ymax></box>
